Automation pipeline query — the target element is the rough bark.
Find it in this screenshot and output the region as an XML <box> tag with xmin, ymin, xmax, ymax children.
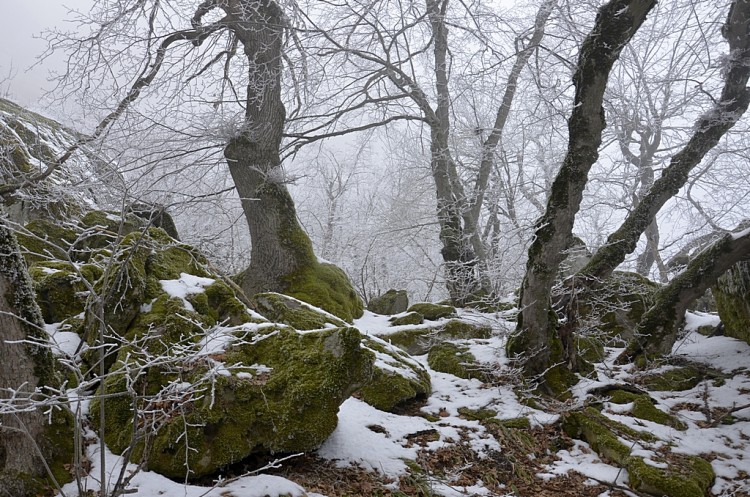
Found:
<box><xmin>426</xmin><ymin>0</ymin><xmax>483</xmax><ymax>303</ymax></box>
<box><xmin>0</xmin><ymin>221</ymin><xmax>58</xmax><ymax>495</ymax></box>
<box><xmin>511</xmin><ymin>0</ymin><xmax>657</xmax><ymax>380</ymax></box>
<box><xmin>219</xmin><ymin>0</ymin><xmax>317</xmax><ymax>296</ymax></box>
<box><xmin>580</xmin><ymin>0</ymin><xmax>750</xmax><ymax>283</ymax></box>
<box><xmin>618</xmin><ymin>226</ymin><xmax>750</xmax><ymax>362</ymax></box>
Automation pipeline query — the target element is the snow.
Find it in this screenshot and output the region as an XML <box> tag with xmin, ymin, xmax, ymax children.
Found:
<box><xmin>47</xmin><ymin>308</ymin><xmax>750</xmax><ymax>497</ymax></box>
<box><xmin>159</xmin><ymin>273</ymin><xmax>215</xmax><ymax>311</ymax></box>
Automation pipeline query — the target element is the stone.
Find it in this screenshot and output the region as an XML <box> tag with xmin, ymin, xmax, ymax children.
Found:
<box><xmin>713</xmin><ymin>261</ymin><xmax>750</xmax><ymax>345</ymax></box>
<box><xmin>358</xmin><ymin>335</ymin><xmax>431</xmax><ymax>412</ymax></box>
<box><xmin>368</xmin><ymin>289</ymin><xmax>409</xmax><ymax>315</ymax></box>
<box><xmin>407</xmin><ymin>302</ymin><xmax>456</xmax><ymax>321</ymax></box>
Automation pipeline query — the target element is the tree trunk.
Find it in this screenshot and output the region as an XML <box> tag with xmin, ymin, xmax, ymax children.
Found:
<box><xmin>580</xmin><ymin>0</ymin><xmax>750</xmax><ymax>284</ymax></box>
<box><xmin>618</xmin><ymin>226</ymin><xmax>750</xmax><ymax>362</ymax></box>
<box><xmin>426</xmin><ymin>0</ymin><xmax>484</xmax><ymax>303</ymax></box>
<box><xmin>511</xmin><ymin>0</ymin><xmax>657</xmax><ymax>382</ymax></box>
<box><xmin>221</xmin><ymin>0</ymin><xmax>317</xmax><ymax>296</ymax></box>
<box><xmin>0</xmin><ymin>221</ymin><xmax>60</xmax><ymax>495</ymax></box>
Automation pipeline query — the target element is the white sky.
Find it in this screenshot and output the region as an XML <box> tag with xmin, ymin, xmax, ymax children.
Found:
<box><xmin>0</xmin><ymin>1</ymin><xmax>93</xmax><ymax>111</ymax></box>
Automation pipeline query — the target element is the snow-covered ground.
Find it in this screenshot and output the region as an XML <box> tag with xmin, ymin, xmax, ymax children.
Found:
<box><xmin>55</xmin><ymin>310</ymin><xmax>750</xmax><ymax>497</ymax></box>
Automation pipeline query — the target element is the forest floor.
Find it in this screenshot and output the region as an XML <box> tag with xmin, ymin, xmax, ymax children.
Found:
<box><xmin>60</xmin><ymin>310</ymin><xmax>750</xmax><ymax>497</ymax></box>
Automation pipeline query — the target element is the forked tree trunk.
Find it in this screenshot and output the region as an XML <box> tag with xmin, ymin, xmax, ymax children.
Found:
<box><xmin>0</xmin><ymin>221</ymin><xmax>59</xmax><ymax>495</ymax></box>
<box><xmin>220</xmin><ymin>0</ymin><xmax>317</xmax><ymax>296</ymax></box>
<box><xmin>511</xmin><ymin>0</ymin><xmax>657</xmax><ymax>382</ymax></box>
<box><xmin>579</xmin><ymin>0</ymin><xmax>750</xmax><ymax>284</ymax></box>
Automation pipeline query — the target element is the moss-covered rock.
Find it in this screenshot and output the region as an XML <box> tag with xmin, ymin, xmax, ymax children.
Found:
<box><xmin>358</xmin><ymin>335</ymin><xmax>431</xmax><ymax>412</ymax></box>
<box><xmin>607</xmin><ymin>390</ymin><xmax>686</xmax><ymax>430</ymax></box>
<box><xmin>563</xmin><ymin>408</ymin><xmax>713</xmax><ymax>497</ymax></box>
<box><xmin>628</xmin><ymin>454</ymin><xmax>714</xmax><ymax>497</ymax></box>
<box><xmin>713</xmin><ymin>261</ymin><xmax>750</xmax><ymax>345</ymax></box>
<box><xmin>640</xmin><ymin>366</ymin><xmax>703</xmax><ymax>392</ymax></box>
<box><xmin>389</xmin><ymin>311</ymin><xmax>424</xmax><ymax>326</ymax></box>
<box><xmin>284</xmin><ymin>262</ymin><xmax>364</xmax><ymax>322</ymax></box>
<box><xmin>368</xmin><ymin>289</ymin><xmax>409</xmax><ymax>315</ymax></box>
<box><xmin>380</xmin><ymin>319</ymin><xmax>493</xmax><ymax>355</ymax></box>
<box><xmin>577</xmin><ymin>271</ymin><xmax>660</xmax><ymax>342</ymax></box>
<box><xmin>407</xmin><ymin>302</ymin><xmax>456</xmax><ymax>321</ymax></box>
<box><xmin>96</xmin><ymin>326</ymin><xmax>374</xmax><ymax>479</ymax></box>
<box><xmin>27</xmin><ymin>262</ymin><xmax>101</xmax><ymax>323</ymax></box>
<box><xmin>251</xmin><ymin>292</ymin><xmax>347</xmax><ymax>330</ymax></box>
<box><xmin>427</xmin><ymin>342</ymin><xmax>483</xmax><ymax>380</ymax></box>
<box><xmin>575</xmin><ymin>334</ymin><xmax>606</xmax><ymax>362</ymax></box>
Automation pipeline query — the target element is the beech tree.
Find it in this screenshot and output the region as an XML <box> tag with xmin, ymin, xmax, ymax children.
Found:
<box><xmin>510</xmin><ymin>0</ymin><xmax>750</xmax><ymax>391</ymax></box>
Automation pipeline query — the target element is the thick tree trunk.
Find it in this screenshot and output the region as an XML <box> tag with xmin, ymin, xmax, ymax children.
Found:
<box><xmin>618</xmin><ymin>226</ymin><xmax>750</xmax><ymax>362</ymax></box>
<box><xmin>511</xmin><ymin>0</ymin><xmax>657</xmax><ymax>382</ymax></box>
<box><xmin>220</xmin><ymin>0</ymin><xmax>317</xmax><ymax>296</ymax></box>
<box><xmin>0</xmin><ymin>221</ymin><xmax>59</xmax><ymax>495</ymax></box>
<box><xmin>580</xmin><ymin>0</ymin><xmax>750</xmax><ymax>284</ymax></box>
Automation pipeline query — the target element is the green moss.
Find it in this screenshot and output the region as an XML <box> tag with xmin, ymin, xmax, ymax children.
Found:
<box><xmin>284</xmin><ymin>262</ymin><xmax>364</xmax><ymax>322</ymax></box>
<box><xmin>16</xmin><ymin>219</ymin><xmax>80</xmax><ymax>265</ymax></box>
<box><xmin>575</xmin><ymin>334</ymin><xmax>605</xmax><ymax>362</ymax></box>
<box><xmin>407</xmin><ymin>302</ymin><xmax>456</xmax><ymax>320</ymax></box>
<box><xmin>628</xmin><ymin>455</ymin><xmax>714</xmax><ymax>497</ymax></box>
<box><xmin>368</xmin><ymin>289</ymin><xmax>409</xmax><ymax>315</ymax></box>
<box><xmin>99</xmin><ymin>326</ymin><xmax>374</xmax><ymax>479</ymax></box>
<box><xmin>608</xmin><ymin>390</ymin><xmax>686</xmax><ymax>430</ymax></box>
<box><xmin>713</xmin><ymin>261</ymin><xmax>750</xmax><ymax>345</ymax></box>
<box><xmin>641</xmin><ymin>366</ymin><xmax>703</xmax><ymax>391</ymax></box>
<box><xmin>251</xmin><ymin>292</ymin><xmax>346</xmax><ymax>330</ymax></box>
<box><xmin>577</xmin><ymin>271</ymin><xmax>660</xmax><ymax>342</ymax></box>
<box><xmin>457</xmin><ymin>407</ymin><xmax>497</xmax><ymax>421</ymax></box>
<box><xmin>427</xmin><ymin>342</ymin><xmax>483</xmax><ymax>380</ymax></box>
<box><xmin>358</xmin><ymin>336</ymin><xmax>431</xmax><ymax>412</ymax></box>
<box><xmin>389</xmin><ymin>311</ymin><xmax>424</xmax><ymax>326</ymax></box>
<box><xmin>380</xmin><ymin>318</ymin><xmax>492</xmax><ymax>355</ymax></box>
<box><xmin>489</xmin><ymin>417</ymin><xmax>531</xmax><ymax>429</ymax></box>
<box><xmin>562</xmin><ymin>409</ymin><xmax>631</xmax><ymax>465</ymax></box>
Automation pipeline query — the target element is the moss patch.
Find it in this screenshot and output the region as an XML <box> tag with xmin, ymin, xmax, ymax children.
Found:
<box><xmin>640</xmin><ymin>366</ymin><xmax>703</xmax><ymax>392</ymax></box>
<box><xmin>379</xmin><ymin>318</ymin><xmax>492</xmax><ymax>355</ymax></box>
<box><xmin>284</xmin><ymin>262</ymin><xmax>364</xmax><ymax>322</ymax></box>
<box><xmin>607</xmin><ymin>390</ymin><xmax>686</xmax><ymax>430</ymax></box>
<box><xmin>251</xmin><ymin>292</ymin><xmax>346</xmax><ymax>330</ymax></box>
<box><xmin>407</xmin><ymin>302</ymin><xmax>456</xmax><ymax>320</ymax></box>
<box><xmin>427</xmin><ymin>342</ymin><xmax>483</xmax><ymax>380</ymax></box>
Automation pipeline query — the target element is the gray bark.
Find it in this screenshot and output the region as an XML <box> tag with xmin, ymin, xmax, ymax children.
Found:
<box><xmin>218</xmin><ymin>0</ymin><xmax>317</xmax><ymax>296</ymax></box>
<box><xmin>0</xmin><ymin>220</ymin><xmax>57</xmax><ymax>495</ymax></box>
<box><xmin>619</xmin><ymin>226</ymin><xmax>750</xmax><ymax>361</ymax></box>
<box><xmin>580</xmin><ymin>0</ymin><xmax>750</xmax><ymax>283</ymax></box>
<box><xmin>512</xmin><ymin>0</ymin><xmax>657</xmax><ymax>378</ymax></box>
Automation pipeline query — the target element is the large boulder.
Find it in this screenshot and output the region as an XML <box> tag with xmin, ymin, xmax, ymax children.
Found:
<box><xmin>95</xmin><ymin>325</ymin><xmax>374</xmax><ymax>479</ymax></box>
<box><xmin>713</xmin><ymin>261</ymin><xmax>750</xmax><ymax>345</ymax></box>
<box><xmin>368</xmin><ymin>289</ymin><xmax>409</xmax><ymax>315</ymax></box>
